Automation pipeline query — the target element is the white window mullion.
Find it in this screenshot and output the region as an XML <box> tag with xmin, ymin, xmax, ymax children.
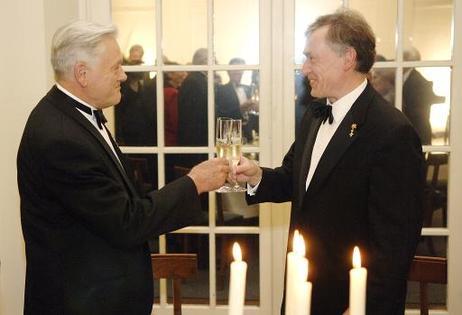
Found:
<box><xmin>448</xmin><ymin>0</ymin><xmax>462</xmax><ymax>313</ymax></box>
<box><xmin>207</xmin><ymin>0</ymin><xmax>217</xmax><ymax>308</ymax></box>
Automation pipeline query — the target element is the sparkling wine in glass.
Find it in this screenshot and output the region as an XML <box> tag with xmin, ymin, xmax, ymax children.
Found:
<box><xmin>228</xmin><ymin>119</ymin><xmax>246</xmax><ymax>192</ymax></box>
<box><xmin>215</xmin><ymin>117</ymin><xmax>233</xmax><ymax>193</ymax></box>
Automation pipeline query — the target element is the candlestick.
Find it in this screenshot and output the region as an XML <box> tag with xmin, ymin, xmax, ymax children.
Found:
<box><xmin>349</xmin><ymin>246</ymin><xmax>367</xmax><ymax>315</ymax></box>
<box><xmin>229</xmin><ymin>242</ymin><xmax>247</xmax><ymax>315</ymax></box>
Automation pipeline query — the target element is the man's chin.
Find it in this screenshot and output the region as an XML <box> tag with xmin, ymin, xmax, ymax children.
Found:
<box><xmin>310</xmin><ymin>89</ymin><xmax>321</xmax><ymax>98</ymax></box>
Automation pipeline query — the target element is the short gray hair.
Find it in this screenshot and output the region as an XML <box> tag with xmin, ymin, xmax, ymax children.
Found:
<box><xmin>306</xmin><ymin>9</ymin><xmax>376</xmax><ymax>74</ymax></box>
<box><xmin>192</xmin><ymin>48</ymin><xmax>207</xmax><ymax>65</ymax></box>
<box><xmin>51</xmin><ymin>20</ymin><xmax>117</xmax><ymax>80</ymax></box>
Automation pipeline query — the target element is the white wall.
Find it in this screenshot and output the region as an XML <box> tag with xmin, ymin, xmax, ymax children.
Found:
<box><xmin>0</xmin><ymin>1</ymin><xmax>78</xmax><ymax>314</ymax></box>
<box><xmin>0</xmin><ymin>1</ymin><xmax>46</xmax><ymax>313</ymax></box>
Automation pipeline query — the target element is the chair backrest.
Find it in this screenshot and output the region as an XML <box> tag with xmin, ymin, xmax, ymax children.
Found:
<box><xmin>408</xmin><ymin>255</ymin><xmax>447</xmax><ymax>315</ymax></box>
<box><xmin>151</xmin><ymin>253</ymin><xmax>198</xmax><ymax>315</ymax></box>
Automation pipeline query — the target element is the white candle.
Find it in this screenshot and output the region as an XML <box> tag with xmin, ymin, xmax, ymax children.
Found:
<box><xmin>229</xmin><ymin>242</ymin><xmax>247</xmax><ymax>315</ymax></box>
<box><xmin>349</xmin><ymin>246</ymin><xmax>367</xmax><ymax>315</ymax></box>
<box><xmin>294</xmin><ymin>260</ymin><xmax>312</xmax><ymax>315</ymax></box>
<box><xmin>285</xmin><ymin>230</ymin><xmax>300</xmax><ymax>315</ymax></box>
<box><xmin>285</xmin><ymin>230</ymin><xmax>312</xmax><ymax>315</ymax></box>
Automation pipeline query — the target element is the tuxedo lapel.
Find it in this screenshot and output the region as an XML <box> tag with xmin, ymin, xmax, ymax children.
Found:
<box><xmin>306</xmin><ymin>84</ymin><xmax>375</xmax><ymax>198</ymax></box>
<box><xmin>47</xmin><ymin>86</ymin><xmax>138</xmax><ymax>196</ymax></box>
<box><xmin>103</xmin><ymin>125</ymin><xmax>139</xmax><ymax>196</ymax></box>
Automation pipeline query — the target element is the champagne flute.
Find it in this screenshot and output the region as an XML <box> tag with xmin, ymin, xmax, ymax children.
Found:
<box><xmin>228</xmin><ymin>119</ymin><xmax>247</xmax><ymax>192</ymax></box>
<box><xmin>215</xmin><ymin>117</ymin><xmax>233</xmax><ymax>193</ymax></box>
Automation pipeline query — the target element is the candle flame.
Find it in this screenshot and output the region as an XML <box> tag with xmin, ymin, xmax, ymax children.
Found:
<box><xmin>353</xmin><ymin>246</ymin><xmax>362</xmax><ymax>268</ymax></box>
<box><xmin>233</xmin><ymin>242</ymin><xmax>242</xmax><ymax>262</ymax></box>
<box><xmin>294</xmin><ymin>232</ymin><xmax>306</xmax><ymax>257</ymax></box>
<box><xmin>292</xmin><ymin>230</ymin><xmax>300</xmax><ymax>252</ymax></box>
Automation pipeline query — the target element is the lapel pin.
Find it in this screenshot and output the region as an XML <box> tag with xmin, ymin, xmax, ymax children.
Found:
<box><xmin>349</xmin><ymin>123</ymin><xmax>357</xmax><ymax>138</ymax></box>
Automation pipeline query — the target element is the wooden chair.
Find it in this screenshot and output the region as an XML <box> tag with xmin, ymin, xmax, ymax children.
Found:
<box><xmin>408</xmin><ymin>255</ymin><xmax>447</xmax><ymax>315</ymax></box>
<box><xmin>151</xmin><ymin>253</ymin><xmax>198</xmax><ymax>315</ymax></box>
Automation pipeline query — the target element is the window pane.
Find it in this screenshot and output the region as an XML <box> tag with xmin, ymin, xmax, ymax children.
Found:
<box><xmin>215</xmin><ymin>70</ymin><xmax>259</xmax><ymax>145</ymax></box>
<box><xmin>295</xmin><ymin>70</ymin><xmax>313</xmax><ymax>133</ymax></box>
<box><xmin>125</xmin><ymin>154</ymin><xmax>158</xmax><ymax>193</ymax></box>
<box><xmin>423</xmin><ymin>152</ymin><xmax>448</xmax><ymax>228</ymax></box>
<box><xmin>350</xmin><ymin>0</ymin><xmax>397</xmax><ymax>60</ymax></box>
<box><xmin>162</xmin><ymin>0</ymin><xmax>207</xmax><ymax>65</ymax></box>
<box><xmin>369</xmin><ymin>66</ymin><xmax>396</xmax><ymax>105</ymax></box>
<box><xmin>294</xmin><ymin>0</ymin><xmax>340</xmax><ymax>64</ymax></box>
<box><xmin>215</xmin><ymin>153</ymin><xmax>259</xmax><ymax>227</ymax></box>
<box><xmin>403</xmin><ymin>0</ymin><xmax>453</xmax><ymax>61</ymax></box>
<box><xmin>177</xmin><ymin>71</ymin><xmax>208</xmax><ymax>146</ymax></box>
<box><xmin>111</xmin><ymin>0</ymin><xmax>157</xmax><ymax>65</ymax></box>
<box><xmin>214</xmin><ymin>0</ymin><xmax>259</xmax><ymax>65</ymax></box>
<box><xmin>216</xmin><ymin>234</ymin><xmax>259</xmax><ymax>306</ymax></box>
<box><xmin>165</xmin><ymin>233</ymin><xmax>210</xmax><ymax>304</ymax></box>
<box><xmin>115</xmin><ymin>70</ymin><xmax>157</xmax><ymax>146</ymax></box>
<box><xmin>402</xmin><ymin>67</ymin><xmax>450</xmax><ymax>145</ymax></box>
<box><xmin>165</xmin><ymin>154</ymin><xmax>209</xmax><ymax>226</ymax></box>
<box><xmin>163</xmin><ymin>71</ymin><xmax>188</xmax><ymax>146</ymax></box>
<box><xmin>406</xmin><ymin>236</ymin><xmax>447</xmax><ymax>311</ymax></box>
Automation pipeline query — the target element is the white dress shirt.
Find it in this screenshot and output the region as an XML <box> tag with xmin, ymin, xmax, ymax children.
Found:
<box><xmin>305</xmin><ymin>79</ymin><xmax>367</xmax><ymax>190</ymax></box>
<box><xmin>56</xmin><ymin>83</ymin><xmax>123</xmax><ymax>166</ymax></box>
<box><xmin>234</xmin><ymin>84</ymin><xmax>249</xmax><ymax>105</ymax></box>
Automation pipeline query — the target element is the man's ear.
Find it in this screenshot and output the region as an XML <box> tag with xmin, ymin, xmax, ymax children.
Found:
<box><xmin>74</xmin><ymin>62</ymin><xmax>88</xmax><ymax>87</ymax></box>
<box><xmin>343</xmin><ymin>47</ymin><xmax>357</xmax><ymax>71</ymax></box>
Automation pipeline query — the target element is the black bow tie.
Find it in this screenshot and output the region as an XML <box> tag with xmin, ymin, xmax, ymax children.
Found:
<box><xmin>93</xmin><ymin>109</ymin><xmax>107</xmax><ymax>130</ymax></box>
<box><xmin>71</xmin><ymin>100</ymin><xmax>107</xmax><ymax>130</ymax></box>
<box><xmin>311</xmin><ymin>101</ymin><xmax>334</xmax><ymax>124</ymax></box>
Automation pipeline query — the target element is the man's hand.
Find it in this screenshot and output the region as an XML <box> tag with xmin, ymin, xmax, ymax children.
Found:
<box><xmin>187</xmin><ymin>158</ymin><xmax>230</xmax><ymax>194</ymax></box>
<box><xmin>234</xmin><ymin>156</ymin><xmax>262</xmax><ymax>186</ymax></box>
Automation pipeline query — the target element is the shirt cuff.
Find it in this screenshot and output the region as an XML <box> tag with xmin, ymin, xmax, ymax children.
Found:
<box><xmin>246</xmin><ymin>179</ymin><xmax>262</xmax><ymax>196</ymax></box>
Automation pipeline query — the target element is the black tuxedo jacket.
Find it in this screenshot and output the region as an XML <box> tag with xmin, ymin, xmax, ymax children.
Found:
<box><xmin>248</xmin><ymin>83</ymin><xmax>424</xmax><ymax>315</ymax></box>
<box><xmin>403</xmin><ymin>69</ymin><xmax>444</xmax><ymax>145</ymax></box>
<box><xmin>17</xmin><ymin>86</ymin><xmax>203</xmax><ymax>315</ymax></box>
<box><xmin>177</xmin><ymin>72</ymin><xmax>208</xmax><ymax>146</ymax></box>
<box><xmin>215</xmin><ymin>82</ymin><xmax>251</xmax><ymax>120</ymax></box>
<box><xmin>215</xmin><ymin>82</ymin><xmax>253</xmax><ymax>141</ymax></box>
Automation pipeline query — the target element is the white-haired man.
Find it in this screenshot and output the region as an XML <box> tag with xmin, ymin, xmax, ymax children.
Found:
<box><xmin>17</xmin><ymin>21</ymin><xmax>229</xmax><ymax>315</ymax></box>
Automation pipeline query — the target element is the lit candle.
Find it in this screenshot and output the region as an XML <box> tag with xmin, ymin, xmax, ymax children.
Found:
<box><xmin>285</xmin><ymin>230</ymin><xmax>311</xmax><ymax>315</ymax></box>
<box><xmin>229</xmin><ymin>242</ymin><xmax>247</xmax><ymax>315</ymax></box>
<box><xmin>349</xmin><ymin>246</ymin><xmax>367</xmax><ymax>315</ymax></box>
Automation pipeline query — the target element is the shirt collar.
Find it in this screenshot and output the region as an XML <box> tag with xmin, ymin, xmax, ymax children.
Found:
<box><xmin>328</xmin><ymin>78</ymin><xmax>367</xmax><ymax>124</ymax></box>
<box><xmin>56</xmin><ymin>83</ymin><xmax>98</xmax><ymax>113</ymax></box>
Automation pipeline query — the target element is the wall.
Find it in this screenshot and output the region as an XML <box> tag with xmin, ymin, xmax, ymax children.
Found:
<box><xmin>0</xmin><ymin>1</ymin><xmax>78</xmax><ymax>314</ymax></box>
<box><xmin>0</xmin><ymin>1</ymin><xmax>46</xmax><ymax>313</ymax></box>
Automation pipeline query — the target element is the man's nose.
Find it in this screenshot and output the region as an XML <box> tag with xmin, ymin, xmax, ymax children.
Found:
<box><xmin>120</xmin><ymin>70</ymin><xmax>127</xmax><ymax>82</ymax></box>
<box><xmin>302</xmin><ymin>60</ymin><xmax>311</xmax><ymax>77</ymax></box>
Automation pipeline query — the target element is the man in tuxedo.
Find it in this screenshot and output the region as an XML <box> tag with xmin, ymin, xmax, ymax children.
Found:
<box><xmin>402</xmin><ymin>47</ymin><xmax>445</xmax><ymax>145</ymax></box>
<box><xmin>235</xmin><ymin>10</ymin><xmax>424</xmax><ymax>315</ymax></box>
<box><xmin>17</xmin><ymin>21</ymin><xmax>229</xmax><ymax>315</ymax></box>
<box><xmin>177</xmin><ymin>48</ymin><xmax>209</xmax><ymax>147</ymax></box>
<box><xmin>215</xmin><ymin>57</ymin><xmax>258</xmax><ymax>142</ymax></box>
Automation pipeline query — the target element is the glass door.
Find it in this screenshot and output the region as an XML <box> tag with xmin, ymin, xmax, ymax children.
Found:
<box><xmin>91</xmin><ymin>0</ymin><xmax>272</xmax><ymax>314</ymax></box>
